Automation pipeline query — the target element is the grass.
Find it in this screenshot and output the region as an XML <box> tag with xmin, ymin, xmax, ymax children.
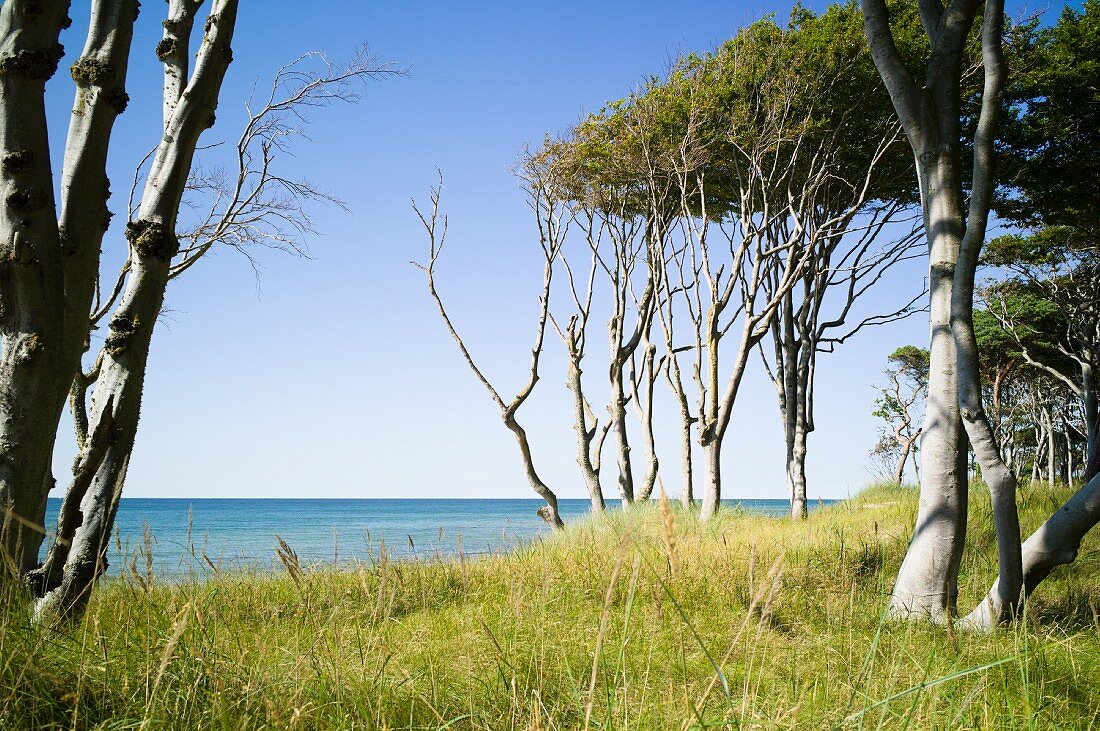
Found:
<box><xmin>2</xmin><ymin>483</ymin><xmax>1100</xmax><ymax>729</ymax></box>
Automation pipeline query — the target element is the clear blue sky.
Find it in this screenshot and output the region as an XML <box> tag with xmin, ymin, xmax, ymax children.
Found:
<box><xmin>44</xmin><ymin>1</ymin><xmax>1065</xmax><ymax>500</ymax></box>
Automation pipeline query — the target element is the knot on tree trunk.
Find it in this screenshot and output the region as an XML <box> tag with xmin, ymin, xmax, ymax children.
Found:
<box><xmin>2</xmin><ymin>238</ymin><xmax>40</xmax><ymax>267</ymax></box>
<box><xmin>1</xmin><ymin>150</ymin><xmax>34</xmax><ymax>174</ymax></box>
<box><xmin>6</xmin><ymin>188</ymin><xmax>50</xmax><ymax>214</ymax></box>
<box><xmin>929</xmin><ymin>261</ymin><xmax>956</xmax><ymax>280</ymax></box>
<box><xmin>0</xmin><ymin>45</ymin><xmax>65</xmax><ymax>80</ymax></box>
<box><xmin>125</xmin><ymin>218</ymin><xmax>178</xmax><ymax>261</ymax></box>
<box><xmin>104</xmin><ymin>315</ymin><xmax>140</xmax><ymax>358</ymax></box>
<box><xmin>70</xmin><ymin>56</ymin><xmax>115</xmax><ymax>87</ymax></box>
<box><xmin>70</xmin><ymin>58</ymin><xmax>130</xmax><ymax>113</ymax></box>
<box><xmin>13</xmin><ymin>333</ymin><xmax>41</xmax><ymax>365</ymax></box>
<box><xmin>155</xmin><ymin>37</ymin><xmax>177</xmax><ymax>61</ymax></box>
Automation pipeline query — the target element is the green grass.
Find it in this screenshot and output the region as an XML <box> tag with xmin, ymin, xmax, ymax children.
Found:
<box><xmin>3</xmin><ymin>483</ymin><xmax>1100</xmax><ymax>729</ymax></box>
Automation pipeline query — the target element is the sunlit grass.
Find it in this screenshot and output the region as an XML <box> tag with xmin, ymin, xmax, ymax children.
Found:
<box><xmin>2</xmin><ymin>482</ymin><xmax>1099</xmax><ymax>729</ymax></box>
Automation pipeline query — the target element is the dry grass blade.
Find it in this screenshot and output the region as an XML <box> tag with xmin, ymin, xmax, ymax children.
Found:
<box><xmin>695</xmin><ymin>553</ymin><xmax>786</xmax><ymax>711</ymax></box>
<box><xmin>659</xmin><ymin>483</ymin><xmax>678</xmax><ymax>578</ymax></box>
<box><xmin>275</xmin><ymin>534</ymin><xmax>304</xmax><ymax>588</ymax></box>
<box><xmin>584</xmin><ymin>528</ymin><xmax>631</xmax><ymax>731</ymax></box>
<box><xmin>141</xmin><ymin>602</ymin><xmax>192</xmax><ymax>729</ymax></box>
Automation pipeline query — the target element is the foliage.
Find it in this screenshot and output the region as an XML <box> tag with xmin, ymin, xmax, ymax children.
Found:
<box><xmin>997</xmin><ymin>0</ymin><xmax>1100</xmax><ymax>238</ymax></box>
<box><xmin>535</xmin><ymin>2</ymin><xmax>920</xmax><ymax>218</ymax></box>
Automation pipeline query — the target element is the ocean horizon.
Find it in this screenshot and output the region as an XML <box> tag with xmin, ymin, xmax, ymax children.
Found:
<box><xmin>40</xmin><ymin>496</ymin><xmax>839</xmax><ymax>580</ymax></box>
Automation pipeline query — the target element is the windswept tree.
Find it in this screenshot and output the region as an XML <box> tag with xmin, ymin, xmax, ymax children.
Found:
<box><xmin>864</xmin><ymin>0</ymin><xmax>1100</xmax><ymax>626</ymax></box>
<box><xmin>978</xmin><ymin>247</ymin><xmax>1098</xmax><ymax>482</ymax></box>
<box><xmin>750</xmin><ymin>4</ymin><xmax>925</xmax><ymax>520</ymax></box>
<box><xmin>857</xmin><ymin>0</ymin><xmax>1100</xmax><ymax>626</ymax></box>
<box><xmin>987</xmin><ymin>0</ymin><xmax>1100</xmax><ymax>482</ymax></box>
<box><xmin>414</xmin><ymin>173</ymin><xmax>567</xmax><ymax>529</ymax></box>
<box><xmin>871</xmin><ymin>345</ymin><xmax>929</xmax><ymax>485</ymax></box>
<box><xmin>591</xmin><ymin>210</ymin><xmax>655</xmax><ymax>507</ymax></box>
<box><xmin>548</xmin><ymin>201</ymin><xmax>613</xmax><ymax>512</ymax></box>
<box><xmin>546</xmin><ymin>8</ymin><xmax>923</xmax><ymax>519</ymax></box>
<box><xmin>538</xmin><ymin>99</ymin><xmax>666</xmax><ymax>509</ymax></box>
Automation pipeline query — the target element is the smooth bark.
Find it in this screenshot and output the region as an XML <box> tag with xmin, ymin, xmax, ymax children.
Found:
<box><xmin>35</xmin><ymin>0</ymin><xmax>239</xmax><ymax>622</ymax></box>
<box><xmin>863</xmin><ymin>0</ymin><xmax>1022</xmax><ymax>623</ymax></box>
<box><xmin>952</xmin><ymin>1</ymin><xmax>1023</xmax><ymax>627</ymax></box>
<box><xmin>415</xmin><ymin>178</ymin><xmax>566</xmax><ymax>531</ymax></box>
<box><xmin>0</xmin><ymin>0</ymin><xmax>70</xmax><ymax>573</ymax></box>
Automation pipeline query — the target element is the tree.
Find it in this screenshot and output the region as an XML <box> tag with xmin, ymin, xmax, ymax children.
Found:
<box><xmin>0</xmin><ymin>0</ymin><xmax>136</xmax><ymax>575</ymax></box>
<box><xmin>414</xmin><ymin>174</ymin><xmax>566</xmax><ymax>530</ymax></box>
<box><xmin>751</xmin><ymin>4</ymin><xmax>925</xmax><ymax>520</ymax></box>
<box><xmin>989</xmin><ymin>0</ymin><xmax>1100</xmax><ymax>482</ymax></box>
<box><xmin>0</xmin><ymin>0</ymin><xmax>241</xmax><ymax>617</ymax></box>
<box><xmin>871</xmin><ymin>345</ymin><xmax>929</xmax><ymax>484</ymax></box>
<box><xmin>0</xmin><ymin>1</ymin><xmax>388</xmax><ymax>620</ymax></box>
<box><xmin>763</xmin><ymin>207</ymin><xmax>923</xmax><ymax>518</ymax></box>
<box><xmin>32</xmin><ymin>48</ymin><xmax>382</xmax><ymax>623</ymax></box>
<box><xmin>861</xmin><ymin>0</ymin><xmax>1026</xmax><ymax>626</ymax></box>
<box><xmin>978</xmin><ymin>254</ymin><xmax>1098</xmax><ymax>482</ymax></box>
<box><xmin>543</xmin><ymin>8</ymin><xmax>921</xmax><ymax>519</ymax></box>
<box><xmin>549</xmin><ymin>201</ymin><xmax>613</xmax><ymax>512</ymax></box>
<box><xmin>996</xmin><ymin>1</ymin><xmax>1100</xmax><ymax>241</ymax></box>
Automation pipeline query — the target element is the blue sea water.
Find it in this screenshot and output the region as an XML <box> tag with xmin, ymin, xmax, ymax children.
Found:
<box><xmin>41</xmin><ymin>497</ymin><xmax>836</xmax><ymax>580</ymax></box>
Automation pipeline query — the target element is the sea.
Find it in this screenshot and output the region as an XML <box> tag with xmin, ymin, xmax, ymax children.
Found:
<box><xmin>40</xmin><ymin>497</ymin><xmax>837</xmax><ymax>580</ymax></box>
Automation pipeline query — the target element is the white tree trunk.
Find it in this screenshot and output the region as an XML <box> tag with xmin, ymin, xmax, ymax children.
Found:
<box><xmin>566</xmin><ymin>356</ymin><xmax>605</xmax><ymax>512</ymax></box>
<box><xmin>788</xmin><ymin>422</ymin><xmax>809</xmax><ymax>520</ymax></box>
<box><xmin>1082</xmin><ymin>362</ymin><xmax>1098</xmax><ymax>481</ymax></box>
<box><xmin>0</xmin><ymin>0</ymin><xmax>71</xmax><ymax>572</ymax></box>
<box><xmin>677</xmin><ymin>401</ymin><xmax>694</xmax><ymax>509</ymax></box>
<box><xmin>888</xmin><ymin>156</ymin><xmax>968</xmax><ymax>620</ymax></box>
<box><xmin>23</xmin><ymin>0</ymin><xmax>139</xmax><ymax>595</ymax></box>
<box><xmin>35</xmin><ymin>0</ymin><xmax>239</xmax><ymax>622</ymax></box>
<box><xmin>608</xmin><ymin>371</ymin><xmax>634</xmax><ymax>507</ymax></box>
<box><xmin>700</xmin><ymin>439</ymin><xmax>721</xmax><ymax>521</ymax></box>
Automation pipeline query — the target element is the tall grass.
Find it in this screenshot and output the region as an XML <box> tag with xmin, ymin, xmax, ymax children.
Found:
<box><xmin>2</xmin><ymin>483</ymin><xmax>1099</xmax><ymax>729</ymax></box>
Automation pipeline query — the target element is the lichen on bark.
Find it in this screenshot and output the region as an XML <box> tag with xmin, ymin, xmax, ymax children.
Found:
<box><xmin>0</xmin><ymin>45</ymin><xmax>65</xmax><ymax>80</ymax></box>
<box><xmin>125</xmin><ymin>219</ymin><xmax>178</xmax><ymax>260</ymax></box>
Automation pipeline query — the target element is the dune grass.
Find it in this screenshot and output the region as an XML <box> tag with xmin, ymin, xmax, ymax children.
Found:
<box><xmin>2</xmin><ymin>483</ymin><xmax>1100</xmax><ymax>730</ymax></box>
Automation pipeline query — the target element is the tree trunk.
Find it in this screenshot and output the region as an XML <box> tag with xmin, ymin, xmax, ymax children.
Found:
<box><xmin>951</xmin><ymin>21</ymin><xmax>1024</xmax><ymax>621</ymax></box>
<box><xmin>19</xmin><ymin>0</ymin><xmax>140</xmax><ymax>595</ymax></box>
<box><xmin>788</xmin><ymin>425</ymin><xmax>808</xmax><ymax>520</ymax></box>
<box><xmin>634</xmin><ymin>344</ymin><xmax>659</xmax><ymax>502</ymax></box>
<box><xmin>786</xmin><ymin>359</ymin><xmax>809</xmax><ymax>520</ymax></box>
<box><xmin>1041</xmin><ymin>403</ymin><xmax>1056</xmax><ymax>488</ymax></box>
<box><xmin>503</xmin><ymin>412</ymin><xmax>564</xmax><ymax>530</ymax></box>
<box><xmin>34</xmin><ymin>0</ymin><xmax>240</xmax><ymax>622</ymax></box>
<box><xmin>1063</xmin><ymin>425</ymin><xmax>1072</xmax><ymax>484</ymax></box>
<box><xmin>677</xmin><ymin>399</ymin><xmax>694</xmax><ymax>509</ymax></box>
<box><xmin>1082</xmin><ymin>363</ymin><xmax>1099</xmax><ymax>482</ymax></box>
<box><xmin>894</xmin><ymin>438</ymin><xmax>913</xmax><ymax>485</ymax></box>
<box><xmin>888</xmin><ymin>155</ymin><xmax>968</xmax><ymax>621</ymax></box>
<box><xmin>566</xmin><ymin>356</ymin><xmax>604</xmax><ymax>512</ymax></box>
<box><xmin>700</xmin><ymin>439</ymin><xmax>721</xmax><ymax>521</ymax></box>
<box><xmin>608</xmin><ymin>369</ymin><xmax>634</xmax><ymax>507</ymax></box>
<box><xmin>0</xmin><ymin>0</ymin><xmax>71</xmax><ymax>574</ymax></box>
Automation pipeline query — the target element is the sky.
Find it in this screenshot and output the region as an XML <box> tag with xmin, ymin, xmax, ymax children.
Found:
<box><xmin>42</xmin><ymin>0</ymin><xmax>1067</xmax><ymax>501</ymax></box>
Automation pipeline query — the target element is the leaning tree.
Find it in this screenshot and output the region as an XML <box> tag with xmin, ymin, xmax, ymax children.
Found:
<box><xmin>544</xmin><ymin>9</ymin><xmax>925</xmax><ymax>519</ymax></box>
<box><xmin>0</xmin><ymin>0</ymin><xmax>386</xmax><ymax>621</ymax></box>
<box><xmin>414</xmin><ymin>170</ymin><xmax>568</xmax><ymax>529</ymax></box>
